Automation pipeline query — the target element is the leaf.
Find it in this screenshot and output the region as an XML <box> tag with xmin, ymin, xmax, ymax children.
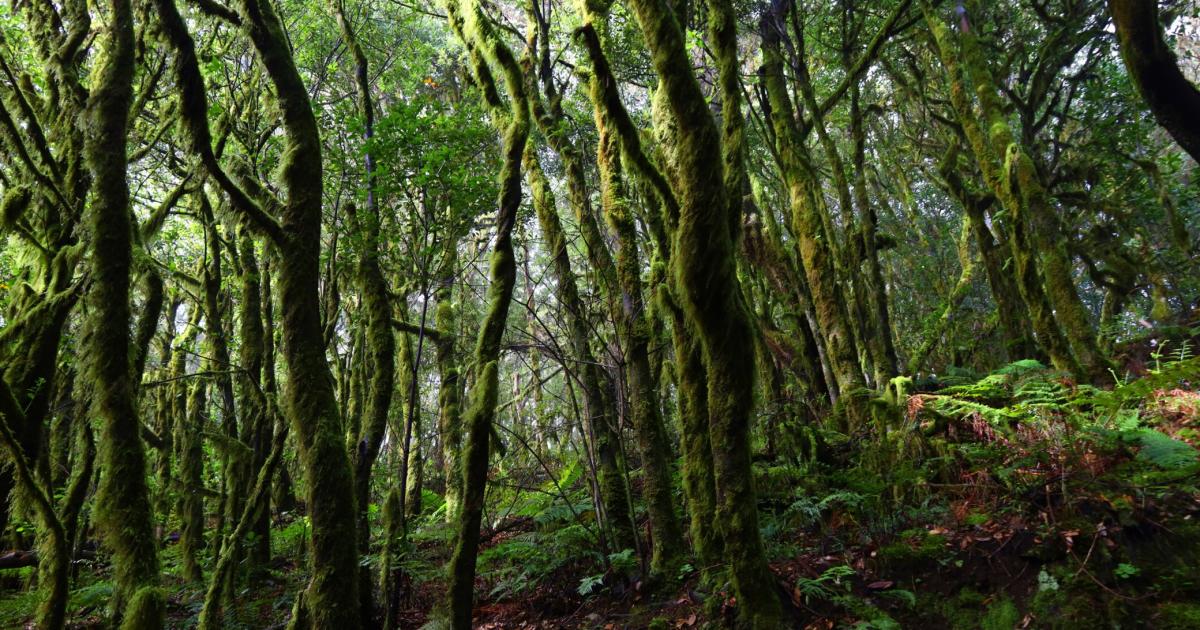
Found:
<box><xmin>867</xmin><ymin>580</ymin><xmax>894</xmax><ymax>590</ymax></box>
<box><xmin>1130</xmin><ymin>429</ymin><xmax>1199</xmax><ymax>469</ymax></box>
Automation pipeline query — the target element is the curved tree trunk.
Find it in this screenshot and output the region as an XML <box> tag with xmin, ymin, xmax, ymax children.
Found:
<box><xmin>619</xmin><ymin>0</ymin><xmax>784</xmax><ymax>621</ymax></box>
<box><xmin>84</xmin><ymin>0</ymin><xmax>164</xmax><ymax>624</ymax></box>
<box><xmin>1109</xmin><ymin>0</ymin><xmax>1200</xmax><ymax>162</ymax></box>
<box><xmin>441</xmin><ymin>0</ymin><xmax>529</xmax><ymax>625</ymax></box>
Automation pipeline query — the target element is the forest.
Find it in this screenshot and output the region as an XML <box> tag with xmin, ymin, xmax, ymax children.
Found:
<box><xmin>0</xmin><ymin>0</ymin><xmax>1198</xmax><ymax>626</ymax></box>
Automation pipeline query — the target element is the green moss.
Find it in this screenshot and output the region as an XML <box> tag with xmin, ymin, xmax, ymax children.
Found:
<box><xmin>875</xmin><ymin>532</ymin><xmax>948</xmax><ymax>572</ymax></box>
<box><xmin>440</xmin><ymin>3</ymin><xmax>529</xmax><ymax>623</ymax></box>
<box><xmin>980</xmin><ymin>597</ymin><xmax>1020</xmax><ymax>630</ymax></box>
<box><xmin>1156</xmin><ymin>602</ymin><xmax>1200</xmax><ymax>630</ymax></box>
<box><xmin>585</xmin><ymin>42</ymin><xmax>685</xmax><ymax>576</ymax></box>
<box><xmin>118</xmin><ymin>586</ymin><xmax>166</xmax><ymax>630</ymax></box>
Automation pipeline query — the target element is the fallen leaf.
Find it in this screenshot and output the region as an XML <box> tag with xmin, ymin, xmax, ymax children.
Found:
<box><xmin>867</xmin><ymin>580</ymin><xmax>894</xmax><ymax>590</ymax></box>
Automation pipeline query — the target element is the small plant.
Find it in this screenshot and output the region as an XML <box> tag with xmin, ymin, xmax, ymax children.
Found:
<box><xmin>676</xmin><ymin>562</ymin><xmax>695</xmax><ymax>581</ymax></box>
<box><xmin>576</xmin><ymin>573</ymin><xmax>604</xmax><ymax>596</ymax></box>
<box><xmin>607</xmin><ymin>547</ymin><xmax>637</xmax><ymax>573</ymax></box>
<box><xmin>1037</xmin><ymin>569</ymin><xmax>1059</xmax><ymax>593</ymax></box>
<box><xmin>1115</xmin><ymin>563</ymin><xmax>1140</xmax><ymax>580</ymax></box>
<box><xmin>878</xmin><ymin>588</ymin><xmax>917</xmax><ymax>607</ymax></box>
<box><xmin>795</xmin><ymin>564</ymin><xmax>856</xmax><ymax>602</ymax></box>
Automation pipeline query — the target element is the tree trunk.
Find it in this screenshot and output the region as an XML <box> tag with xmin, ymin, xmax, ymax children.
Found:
<box><xmin>84</xmin><ymin>0</ymin><xmax>165</xmax><ymax>623</ymax></box>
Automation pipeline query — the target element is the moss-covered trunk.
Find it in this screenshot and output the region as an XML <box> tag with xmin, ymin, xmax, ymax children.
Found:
<box><xmin>198</xmin><ymin>195</ymin><xmax>242</xmax><ymax>595</ymax></box>
<box><xmin>173</xmin><ymin>308</ymin><xmax>204</xmax><ymax>583</ymax></box>
<box><xmin>924</xmin><ymin>7</ymin><xmax>1085</xmax><ymax>378</ymax></box>
<box><xmin>761</xmin><ymin>23</ymin><xmax>869</xmax><ymax>425</ymax></box>
<box><xmin>434</xmin><ymin>268</ymin><xmax>464</xmax><ymax>524</ymax></box>
<box><xmin>1109</xmin><ymin>0</ymin><xmax>1200</xmax><ymax>162</ymax></box>
<box><xmin>440</xmin><ymin>0</ymin><xmax>529</xmax><ymax>625</ymax></box>
<box><xmin>849</xmin><ymin>88</ymin><xmax>899</xmax><ymax>385</ymax></box>
<box><xmin>84</xmin><ymin>0</ymin><xmax>164</xmax><ymax>624</ymax></box>
<box><xmin>236</xmin><ymin>229</ymin><xmax>271</xmax><ymax>569</ymax></box>
<box><xmin>664</xmin><ymin>296</ymin><xmax>723</xmax><ymax>577</ymax></box>
<box><xmin>329</xmin><ymin>0</ymin><xmax>396</xmax><ymax>616</ymax></box>
<box><xmin>620</xmin><ymin>0</ymin><xmax>783</xmax><ymax>621</ymax></box>
<box><xmin>236</xmin><ymin>0</ymin><xmax>362</xmax><ymax>623</ymax></box>
<box><xmin>582</xmin><ymin>49</ymin><xmax>685</xmax><ymax>574</ymax></box>
<box><xmin>0</xmin><ymin>382</ymin><xmax>70</xmax><ymax>630</ymax></box>
<box><xmin>527</xmin><ymin>56</ymin><xmax>637</xmax><ymax>553</ymax></box>
<box><xmin>524</xmin><ymin>147</ymin><xmax>637</xmax><ymax>552</ymax></box>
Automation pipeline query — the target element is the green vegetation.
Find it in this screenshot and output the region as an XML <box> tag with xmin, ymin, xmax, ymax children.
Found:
<box><xmin>1</xmin><ymin>0</ymin><xmax>1199</xmax><ymax>627</ymax></box>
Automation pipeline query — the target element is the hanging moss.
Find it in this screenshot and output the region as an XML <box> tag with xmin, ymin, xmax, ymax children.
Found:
<box><xmin>83</xmin><ymin>0</ymin><xmax>163</xmax><ymax>624</ymax></box>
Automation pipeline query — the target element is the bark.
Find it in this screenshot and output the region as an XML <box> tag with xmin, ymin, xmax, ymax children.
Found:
<box><xmin>170</xmin><ymin>306</ymin><xmax>204</xmax><ymax>583</ymax></box>
<box><xmin>441</xmin><ymin>0</ymin><xmax>529</xmax><ymax>625</ymax></box>
<box><xmin>1109</xmin><ymin>0</ymin><xmax>1200</xmax><ymax>162</ymax></box>
<box><xmin>620</xmin><ymin>0</ymin><xmax>783</xmax><ymax>621</ymax></box>
<box><xmin>234</xmin><ymin>0</ymin><xmax>363</xmax><ymax>623</ymax></box>
<box><xmin>198</xmin><ymin>194</ymin><xmax>241</xmax><ymax>594</ymax></box>
<box><xmin>379</xmin><ymin>487</ymin><xmax>404</xmax><ymax>630</ymax></box>
<box><xmin>84</xmin><ymin>0</ymin><xmax>165</xmax><ymax>623</ymax></box>
<box><xmin>761</xmin><ymin>15</ymin><xmax>869</xmax><ymax>426</ymax></box>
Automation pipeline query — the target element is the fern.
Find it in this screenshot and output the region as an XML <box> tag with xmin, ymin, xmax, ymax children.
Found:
<box><xmin>939</xmin><ymin>373</ymin><xmax>1012</xmax><ymax>403</ymax></box>
<box><xmin>1111</xmin><ymin>357</ymin><xmax>1200</xmax><ymax>404</ymax></box>
<box><xmin>1127</xmin><ymin>429</ymin><xmax>1199</xmax><ymax>469</ymax></box>
<box><xmin>993</xmin><ymin>359</ymin><xmax>1048</xmax><ymax>375</ymax></box>
<box><xmin>795</xmin><ymin>564</ymin><xmax>856</xmax><ymax>602</ymax></box>
<box><xmin>1013</xmin><ymin>376</ymin><xmax>1069</xmax><ymax>409</ymax></box>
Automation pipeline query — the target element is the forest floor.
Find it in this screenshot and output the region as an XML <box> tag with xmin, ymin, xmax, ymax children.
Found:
<box><xmin>3</xmin><ymin>356</ymin><xmax>1200</xmax><ymax>629</ymax></box>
